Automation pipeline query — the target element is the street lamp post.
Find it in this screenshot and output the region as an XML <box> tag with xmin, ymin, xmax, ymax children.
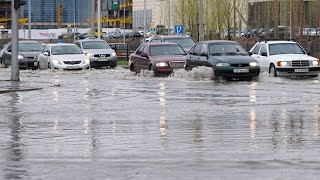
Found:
<box><xmin>73</xmin><ymin>0</ymin><xmax>76</xmax><ymax>41</ymax></box>
<box><xmin>28</xmin><ymin>0</ymin><xmax>31</xmax><ymax>39</ymax></box>
<box><xmin>98</xmin><ymin>0</ymin><xmax>101</xmax><ymax>40</ymax></box>
<box><xmin>143</xmin><ymin>0</ymin><xmax>146</xmax><ymax>42</ymax></box>
<box><xmin>91</xmin><ymin>0</ymin><xmax>95</xmax><ymax>40</ymax></box>
<box><xmin>123</xmin><ymin>0</ymin><xmax>126</xmax><ymax>43</ymax></box>
<box><xmin>168</xmin><ymin>0</ymin><xmax>171</xmax><ymax>35</ymax></box>
<box><xmin>199</xmin><ymin>0</ymin><xmax>204</xmax><ymax>41</ymax></box>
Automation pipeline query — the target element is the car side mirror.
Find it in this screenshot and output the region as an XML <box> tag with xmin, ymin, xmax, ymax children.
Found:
<box><xmin>200</xmin><ymin>52</ymin><xmax>208</xmax><ymax>57</ymax></box>
<box><xmin>141</xmin><ymin>52</ymin><xmax>149</xmax><ymax>59</ymax></box>
<box><xmin>248</xmin><ymin>52</ymin><xmax>253</xmax><ymax>56</ymax></box>
<box><xmin>44</xmin><ymin>52</ymin><xmax>49</xmax><ymax>56</ymax></box>
<box><xmin>7</xmin><ymin>48</ymin><xmax>11</xmax><ymax>52</ymax></box>
<box><xmin>261</xmin><ymin>52</ymin><xmax>268</xmax><ymax>57</ymax></box>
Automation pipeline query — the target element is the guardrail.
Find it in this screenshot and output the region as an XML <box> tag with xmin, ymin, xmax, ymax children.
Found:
<box><xmin>109</xmin><ymin>43</ymin><xmax>140</xmax><ymax>61</ymax></box>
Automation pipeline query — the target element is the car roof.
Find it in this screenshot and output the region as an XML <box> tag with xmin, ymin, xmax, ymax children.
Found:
<box><xmin>19</xmin><ymin>40</ymin><xmax>42</xmax><ymax>44</ymax></box>
<box><xmin>258</xmin><ymin>40</ymin><xmax>297</xmax><ymax>44</ymax></box>
<box><xmin>142</xmin><ymin>42</ymin><xmax>180</xmax><ymax>46</ymax></box>
<box><xmin>154</xmin><ymin>35</ymin><xmax>191</xmax><ymax>39</ymax></box>
<box><xmin>202</xmin><ymin>40</ymin><xmax>240</xmax><ymax>44</ymax></box>
<box><xmin>49</xmin><ymin>43</ymin><xmax>78</xmax><ymax>47</ymax></box>
<box><xmin>74</xmin><ymin>39</ymin><xmax>106</xmax><ymax>43</ymax></box>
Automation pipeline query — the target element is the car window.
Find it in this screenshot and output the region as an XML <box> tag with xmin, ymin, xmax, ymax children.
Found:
<box><xmin>82</xmin><ymin>41</ymin><xmax>110</xmax><ymax>49</ymax></box>
<box><xmin>269</xmin><ymin>43</ymin><xmax>306</xmax><ymax>55</ymax></box>
<box><xmin>136</xmin><ymin>45</ymin><xmax>144</xmax><ymax>55</ymax></box>
<box><xmin>189</xmin><ymin>46</ymin><xmax>196</xmax><ymax>54</ymax></box>
<box><xmin>51</xmin><ymin>45</ymin><xmax>83</xmax><ymax>55</ymax></box>
<box><xmin>74</xmin><ymin>42</ymin><xmax>81</xmax><ymax>48</ymax></box>
<box><xmin>150</xmin><ymin>44</ymin><xmax>186</xmax><ymax>56</ymax></box>
<box><xmin>164</xmin><ymin>38</ymin><xmax>196</xmax><ymax>48</ymax></box>
<box><xmin>259</xmin><ymin>44</ymin><xmax>267</xmax><ymax>55</ymax></box>
<box><xmin>200</xmin><ymin>44</ymin><xmax>208</xmax><ymax>55</ymax></box>
<box><xmin>151</xmin><ymin>39</ymin><xmax>161</xmax><ymax>43</ymax></box>
<box><xmin>253</xmin><ymin>44</ymin><xmax>261</xmax><ymax>55</ymax></box>
<box><xmin>208</xmin><ymin>43</ymin><xmax>247</xmax><ymax>56</ymax></box>
<box><xmin>43</xmin><ymin>45</ymin><xmax>49</xmax><ymax>53</ymax></box>
<box><xmin>19</xmin><ymin>42</ymin><xmax>43</xmax><ymax>52</ymax></box>
<box><xmin>193</xmin><ymin>44</ymin><xmax>203</xmax><ymax>55</ymax></box>
<box><xmin>143</xmin><ymin>46</ymin><xmax>149</xmax><ymax>54</ymax></box>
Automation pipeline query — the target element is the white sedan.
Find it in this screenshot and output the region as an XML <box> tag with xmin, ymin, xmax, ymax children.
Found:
<box><xmin>38</xmin><ymin>44</ymin><xmax>90</xmax><ymax>70</ymax></box>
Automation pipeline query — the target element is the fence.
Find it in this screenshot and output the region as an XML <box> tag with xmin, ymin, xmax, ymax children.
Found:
<box><xmin>109</xmin><ymin>43</ymin><xmax>140</xmax><ymax>61</ymax></box>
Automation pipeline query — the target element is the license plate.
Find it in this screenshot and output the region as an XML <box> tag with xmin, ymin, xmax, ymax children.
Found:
<box><xmin>294</xmin><ymin>68</ymin><xmax>309</xmax><ymax>73</ymax></box>
<box><xmin>170</xmin><ymin>63</ymin><xmax>184</xmax><ymax>68</ymax></box>
<box><xmin>34</xmin><ymin>62</ymin><xmax>38</xmax><ymax>66</ymax></box>
<box><xmin>233</xmin><ymin>68</ymin><xmax>249</xmax><ymax>73</ymax></box>
<box><xmin>67</xmin><ymin>65</ymin><xmax>79</xmax><ymax>69</ymax></box>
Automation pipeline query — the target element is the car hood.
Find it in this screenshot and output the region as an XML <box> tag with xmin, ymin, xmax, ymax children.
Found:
<box><xmin>270</xmin><ymin>54</ymin><xmax>318</xmax><ymax>61</ymax></box>
<box><xmin>82</xmin><ymin>48</ymin><xmax>114</xmax><ymax>54</ymax></box>
<box><xmin>19</xmin><ymin>51</ymin><xmax>42</xmax><ymax>58</ymax></box>
<box><xmin>209</xmin><ymin>56</ymin><xmax>257</xmax><ymax>64</ymax></box>
<box><xmin>153</xmin><ymin>55</ymin><xmax>186</xmax><ymax>62</ymax></box>
<box><xmin>51</xmin><ymin>54</ymin><xmax>86</xmax><ymax>60</ymax></box>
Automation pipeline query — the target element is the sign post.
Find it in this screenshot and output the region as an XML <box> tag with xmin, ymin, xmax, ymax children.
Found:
<box><xmin>174</xmin><ymin>25</ymin><xmax>184</xmax><ymax>34</ymax></box>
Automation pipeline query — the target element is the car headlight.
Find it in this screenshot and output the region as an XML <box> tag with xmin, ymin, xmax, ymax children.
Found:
<box><xmin>310</xmin><ymin>60</ymin><xmax>319</xmax><ymax>66</ymax></box>
<box><xmin>216</xmin><ymin>63</ymin><xmax>230</xmax><ymax>67</ymax></box>
<box><xmin>85</xmin><ymin>52</ymin><xmax>93</xmax><ymax>57</ymax></box>
<box><xmin>18</xmin><ymin>55</ymin><xmax>24</xmax><ymax>59</ymax></box>
<box><xmin>277</xmin><ymin>61</ymin><xmax>291</xmax><ymax>67</ymax></box>
<box><xmin>249</xmin><ymin>62</ymin><xmax>259</xmax><ymax>67</ymax></box>
<box><xmin>111</xmin><ymin>52</ymin><xmax>116</xmax><ymax>57</ymax></box>
<box><xmin>52</xmin><ymin>59</ymin><xmax>62</xmax><ymax>65</ymax></box>
<box><xmin>156</xmin><ymin>62</ymin><xmax>169</xmax><ymax>67</ymax></box>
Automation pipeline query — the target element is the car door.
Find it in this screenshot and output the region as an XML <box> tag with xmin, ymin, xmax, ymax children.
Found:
<box><xmin>191</xmin><ymin>43</ymin><xmax>203</xmax><ymax>67</ymax></box>
<box><xmin>141</xmin><ymin>45</ymin><xmax>151</xmax><ymax>70</ymax></box>
<box><xmin>132</xmin><ymin>45</ymin><xmax>145</xmax><ymax>72</ymax></box>
<box><xmin>257</xmin><ymin>43</ymin><xmax>270</xmax><ymax>72</ymax></box>
<box><xmin>197</xmin><ymin>43</ymin><xmax>211</xmax><ymax>67</ymax></box>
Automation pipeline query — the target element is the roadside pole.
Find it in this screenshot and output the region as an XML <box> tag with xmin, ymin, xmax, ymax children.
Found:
<box><xmin>91</xmin><ymin>0</ymin><xmax>95</xmax><ymax>40</ymax></box>
<box><xmin>143</xmin><ymin>0</ymin><xmax>146</xmax><ymax>42</ymax></box>
<box><xmin>73</xmin><ymin>0</ymin><xmax>76</xmax><ymax>42</ymax></box>
<box><xmin>98</xmin><ymin>0</ymin><xmax>101</xmax><ymax>40</ymax></box>
<box><xmin>199</xmin><ymin>0</ymin><xmax>204</xmax><ymax>41</ymax></box>
<box><xmin>28</xmin><ymin>0</ymin><xmax>31</xmax><ymax>39</ymax></box>
<box><xmin>11</xmin><ymin>0</ymin><xmax>20</xmax><ymax>81</ymax></box>
<box><xmin>168</xmin><ymin>0</ymin><xmax>171</xmax><ymax>35</ymax></box>
<box><xmin>123</xmin><ymin>0</ymin><xmax>126</xmax><ymax>43</ymax></box>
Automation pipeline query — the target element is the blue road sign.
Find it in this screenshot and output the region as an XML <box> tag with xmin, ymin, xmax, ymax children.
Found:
<box><xmin>150</xmin><ymin>28</ymin><xmax>156</xmax><ymax>34</ymax></box>
<box><xmin>174</xmin><ymin>25</ymin><xmax>184</xmax><ymax>34</ymax></box>
<box><xmin>57</xmin><ymin>39</ymin><xmax>63</xmax><ymax>44</ymax></box>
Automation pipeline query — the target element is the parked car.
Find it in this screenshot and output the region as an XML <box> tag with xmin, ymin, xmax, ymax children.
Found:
<box><xmin>185</xmin><ymin>40</ymin><xmax>260</xmax><ymax>80</ymax></box>
<box><xmin>74</xmin><ymin>39</ymin><xmax>117</xmax><ymax>68</ymax></box>
<box><xmin>128</xmin><ymin>43</ymin><xmax>187</xmax><ymax>76</ymax></box>
<box><xmin>37</xmin><ymin>44</ymin><xmax>90</xmax><ymax>70</ymax></box>
<box><xmin>149</xmin><ymin>34</ymin><xmax>196</xmax><ymax>53</ymax></box>
<box><xmin>250</xmin><ymin>41</ymin><xmax>320</xmax><ymax>77</ymax></box>
<box><xmin>0</xmin><ymin>40</ymin><xmax>44</xmax><ymax>70</ymax></box>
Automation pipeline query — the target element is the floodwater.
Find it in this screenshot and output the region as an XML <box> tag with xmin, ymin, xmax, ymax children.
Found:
<box><xmin>0</xmin><ymin>67</ymin><xmax>320</xmax><ymax>180</ymax></box>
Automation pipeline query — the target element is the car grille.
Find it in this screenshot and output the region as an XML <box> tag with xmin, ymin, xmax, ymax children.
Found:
<box><xmin>292</xmin><ymin>60</ymin><xmax>309</xmax><ymax>67</ymax></box>
<box><xmin>26</xmin><ymin>56</ymin><xmax>37</xmax><ymax>60</ymax></box>
<box><xmin>230</xmin><ymin>63</ymin><xmax>250</xmax><ymax>67</ymax></box>
<box><xmin>94</xmin><ymin>54</ymin><xmax>110</xmax><ymax>58</ymax></box>
<box><xmin>169</xmin><ymin>61</ymin><xmax>185</xmax><ymax>68</ymax></box>
<box><xmin>64</xmin><ymin>60</ymin><xmax>81</xmax><ymax>65</ymax></box>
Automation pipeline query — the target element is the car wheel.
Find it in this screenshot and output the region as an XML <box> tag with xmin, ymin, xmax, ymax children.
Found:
<box><xmin>269</xmin><ymin>64</ymin><xmax>277</xmax><ymax>77</ymax></box>
<box><xmin>130</xmin><ymin>63</ymin><xmax>135</xmax><ymax>72</ymax></box>
<box><xmin>184</xmin><ymin>64</ymin><xmax>190</xmax><ymax>71</ymax></box>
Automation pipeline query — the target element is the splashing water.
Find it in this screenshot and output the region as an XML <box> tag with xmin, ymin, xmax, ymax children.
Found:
<box><xmin>170</xmin><ymin>66</ymin><xmax>214</xmax><ymax>81</ymax></box>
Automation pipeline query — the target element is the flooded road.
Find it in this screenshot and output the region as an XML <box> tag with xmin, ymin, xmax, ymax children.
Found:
<box><xmin>1</xmin><ymin>67</ymin><xmax>320</xmax><ymax>179</ymax></box>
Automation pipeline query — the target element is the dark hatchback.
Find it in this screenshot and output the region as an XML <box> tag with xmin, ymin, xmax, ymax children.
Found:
<box><xmin>1</xmin><ymin>40</ymin><xmax>44</xmax><ymax>70</ymax></box>
<box><xmin>185</xmin><ymin>40</ymin><xmax>260</xmax><ymax>80</ymax></box>
<box><xmin>129</xmin><ymin>43</ymin><xmax>187</xmax><ymax>76</ymax></box>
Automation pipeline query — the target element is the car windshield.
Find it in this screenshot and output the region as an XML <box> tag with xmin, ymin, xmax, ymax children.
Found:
<box><xmin>208</xmin><ymin>44</ymin><xmax>248</xmax><ymax>56</ymax></box>
<box><xmin>150</xmin><ymin>45</ymin><xmax>186</xmax><ymax>56</ymax></box>
<box><xmin>52</xmin><ymin>45</ymin><xmax>83</xmax><ymax>55</ymax></box>
<box><xmin>18</xmin><ymin>42</ymin><xmax>43</xmax><ymax>52</ymax></box>
<box><xmin>269</xmin><ymin>43</ymin><xmax>306</xmax><ymax>55</ymax></box>
<box><xmin>164</xmin><ymin>38</ymin><xmax>195</xmax><ymax>48</ymax></box>
<box><xmin>82</xmin><ymin>41</ymin><xmax>110</xmax><ymax>49</ymax></box>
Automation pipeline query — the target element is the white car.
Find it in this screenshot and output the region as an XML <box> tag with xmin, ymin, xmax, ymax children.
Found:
<box><xmin>250</xmin><ymin>41</ymin><xmax>320</xmax><ymax>77</ymax></box>
<box><xmin>37</xmin><ymin>44</ymin><xmax>90</xmax><ymax>70</ymax></box>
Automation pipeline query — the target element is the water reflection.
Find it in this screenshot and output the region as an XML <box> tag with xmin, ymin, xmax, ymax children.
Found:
<box><xmin>249</xmin><ymin>82</ymin><xmax>257</xmax><ymax>103</ymax></box>
<box><xmin>192</xmin><ymin>117</ymin><xmax>203</xmax><ymax>144</ymax></box>
<box><xmin>158</xmin><ymin>82</ymin><xmax>168</xmax><ymax>149</ymax></box>
<box><xmin>4</xmin><ymin>82</ymin><xmax>27</xmax><ymax>179</ymax></box>
<box><xmin>249</xmin><ymin>108</ymin><xmax>257</xmax><ymax>151</ymax></box>
<box><xmin>313</xmin><ymin>105</ymin><xmax>319</xmax><ymax>138</ymax></box>
<box><xmin>271</xmin><ymin>108</ymin><xmax>304</xmax><ymax>150</ymax></box>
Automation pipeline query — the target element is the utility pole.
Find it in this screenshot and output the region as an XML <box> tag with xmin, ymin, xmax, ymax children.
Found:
<box><xmin>273</xmin><ymin>0</ymin><xmax>278</xmax><ymax>39</ymax></box>
<box><xmin>318</xmin><ymin>0</ymin><xmax>320</xmax><ymax>29</ymax></box>
<box><xmin>91</xmin><ymin>0</ymin><xmax>95</xmax><ymax>40</ymax></box>
<box><xmin>233</xmin><ymin>0</ymin><xmax>236</xmax><ymax>41</ymax></box>
<box><xmin>98</xmin><ymin>0</ymin><xmax>101</xmax><ymax>40</ymax></box>
<box><xmin>143</xmin><ymin>0</ymin><xmax>146</xmax><ymax>42</ymax></box>
<box><xmin>199</xmin><ymin>0</ymin><xmax>204</xmax><ymax>41</ymax></box>
<box><xmin>290</xmin><ymin>0</ymin><xmax>294</xmax><ymax>40</ymax></box>
<box><xmin>73</xmin><ymin>0</ymin><xmax>76</xmax><ymax>41</ymax></box>
<box><xmin>28</xmin><ymin>0</ymin><xmax>31</xmax><ymax>39</ymax></box>
<box><xmin>124</xmin><ymin>0</ymin><xmax>126</xmax><ymax>43</ymax></box>
<box><xmin>11</xmin><ymin>0</ymin><xmax>20</xmax><ymax>81</ymax></box>
<box><xmin>168</xmin><ymin>0</ymin><xmax>171</xmax><ymax>35</ymax></box>
<box><xmin>299</xmin><ymin>0</ymin><xmax>303</xmax><ymax>37</ymax></box>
